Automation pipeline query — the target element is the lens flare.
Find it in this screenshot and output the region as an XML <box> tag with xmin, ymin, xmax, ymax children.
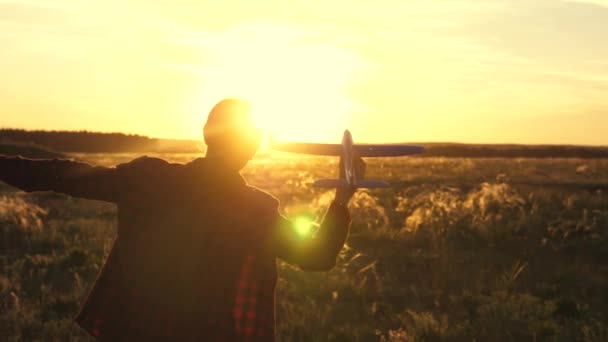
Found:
<box><xmin>293</xmin><ymin>216</ymin><xmax>314</xmax><ymax>238</ymax></box>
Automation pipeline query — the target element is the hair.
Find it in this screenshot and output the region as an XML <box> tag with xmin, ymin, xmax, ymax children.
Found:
<box><xmin>203</xmin><ymin>98</ymin><xmax>254</xmax><ymax>148</ymax></box>
<box><xmin>202</xmin><ymin>99</ymin><xmax>262</xmax><ymax>170</ymax></box>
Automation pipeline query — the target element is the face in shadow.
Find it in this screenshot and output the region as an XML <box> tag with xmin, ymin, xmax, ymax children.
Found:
<box><xmin>203</xmin><ymin>99</ymin><xmax>263</xmax><ymax>172</ymax></box>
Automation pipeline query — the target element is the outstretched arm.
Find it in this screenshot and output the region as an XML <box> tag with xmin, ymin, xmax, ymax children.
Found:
<box><xmin>0</xmin><ymin>155</ymin><xmax>118</xmax><ymax>202</ymax></box>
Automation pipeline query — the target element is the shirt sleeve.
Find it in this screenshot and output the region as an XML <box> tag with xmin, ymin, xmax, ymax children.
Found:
<box><xmin>274</xmin><ymin>201</ymin><xmax>351</xmax><ymax>271</ymax></box>
<box><xmin>0</xmin><ymin>155</ymin><xmax>119</xmax><ymax>202</ymax></box>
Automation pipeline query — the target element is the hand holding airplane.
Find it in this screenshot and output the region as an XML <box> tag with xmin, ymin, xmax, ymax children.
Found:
<box><xmin>270</xmin><ymin>129</ymin><xmax>425</xmax><ymax>189</ymax></box>
<box><xmin>333</xmin><ymin>151</ymin><xmax>367</xmax><ymax>205</ymax></box>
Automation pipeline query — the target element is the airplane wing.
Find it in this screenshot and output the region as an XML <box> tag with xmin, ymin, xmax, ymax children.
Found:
<box><xmin>354</xmin><ymin>144</ymin><xmax>425</xmax><ymax>157</ymax></box>
<box><xmin>269</xmin><ymin>142</ymin><xmax>342</xmax><ymax>156</ymax></box>
<box><xmin>270</xmin><ymin>141</ymin><xmax>424</xmax><ymax>157</ymax></box>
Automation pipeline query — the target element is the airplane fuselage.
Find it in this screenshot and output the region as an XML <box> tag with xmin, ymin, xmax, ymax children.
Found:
<box><xmin>341</xmin><ymin>130</ymin><xmax>354</xmax><ymax>185</ymax></box>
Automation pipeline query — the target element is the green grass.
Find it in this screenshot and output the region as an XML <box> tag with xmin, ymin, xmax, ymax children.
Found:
<box><xmin>1</xmin><ymin>154</ymin><xmax>607</xmax><ymax>341</ymax></box>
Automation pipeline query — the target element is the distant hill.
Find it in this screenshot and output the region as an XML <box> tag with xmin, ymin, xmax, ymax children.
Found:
<box><xmin>417</xmin><ymin>143</ymin><xmax>608</xmax><ymax>159</ymax></box>
<box><xmin>0</xmin><ymin>129</ymin><xmax>202</xmax><ymax>153</ymax></box>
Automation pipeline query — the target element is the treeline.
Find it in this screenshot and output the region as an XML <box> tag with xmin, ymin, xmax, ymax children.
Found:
<box><xmin>0</xmin><ymin>129</ymin><xmax>201</xmax><ymax>153</ymax></box>
<box><xmin>1</xmin><ymin>129</ymin><xmax>607</xmax><ymax>157</ymax></box>
<box><xmin>419</xmin><ymin>143</ymin><xmax>608</xmax><ymax>159</ymax></box>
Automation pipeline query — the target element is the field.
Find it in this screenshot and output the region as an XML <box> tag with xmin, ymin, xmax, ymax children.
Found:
<box><xmin>1</xmin><ymin>153</ymin><xmax>608</xmax><ymax>341</ymax></box>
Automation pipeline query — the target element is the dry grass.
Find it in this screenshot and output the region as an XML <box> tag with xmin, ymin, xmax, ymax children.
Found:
<box><xmin>1</xmin><ymin>154</ymin><xmax>607</xmax><ymax>341</ymax></box>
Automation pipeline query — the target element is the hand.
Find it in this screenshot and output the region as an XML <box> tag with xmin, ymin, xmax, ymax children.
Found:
<box><xmin>334</xmin><ymin>153</ymin><xmax>366</xmax><ymax>206</ymax></box>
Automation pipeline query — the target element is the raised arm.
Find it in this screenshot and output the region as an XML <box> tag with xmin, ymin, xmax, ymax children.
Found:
<box><xmin>274</xmin><ymin>155</ymin><xmax>365</xmax><ymax>271</ymax></box>
<box><xmin>0</xmin><ymin>155</ymin><xmax>118</xmax><ymax>202</ymax></box>
<box><xmin>275</xmin><ymin>201</ymin><xmax>351</xmax><ymax>271</ymax></box>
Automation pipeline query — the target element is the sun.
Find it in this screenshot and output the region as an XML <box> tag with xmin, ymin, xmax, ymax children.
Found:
<box><xmin>191</xmin><ymin>23</ymin><xmax>366</xmax><ymax>143</ymax></box>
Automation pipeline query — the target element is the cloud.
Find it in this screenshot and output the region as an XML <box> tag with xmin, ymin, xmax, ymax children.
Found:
<box><xmin>1</xmin><ymin>0</ymin><xmax>606</xmax><ymax>143</ymax></box>
<box><xmin>566</xmin><ymin>0</ymin><xmax>608</xmax><ymax>7</ymax></box>
<box><xmin>0</xmin><ymin>2</ymin><xmax>74</xmax><ymax>22</ymax></box>
<box><xmin>452</xmin><ymin>1</ymin><xmax>608</xmax><ymax>65</ymax></box>
<box><xmin>372</xmin><ymin>0</ymin><xmax>608</xmax><ymax>114</ymax></box>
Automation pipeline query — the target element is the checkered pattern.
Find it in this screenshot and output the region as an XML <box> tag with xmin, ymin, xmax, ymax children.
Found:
<box><xmin>233</xmin><ymin>255</ymin><xmax>275</xmax><ymax>341</ymax></box>
<box><xmin>77</xmin><ymin>252</ymin><xmax>277</xmax><ymax>341</ymax></box>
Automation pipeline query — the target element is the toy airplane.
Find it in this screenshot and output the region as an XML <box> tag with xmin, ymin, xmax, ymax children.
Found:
<box><xmin>270</xmin><ymin>129</ymin><xmax>424</xmax><ymax>188</ymax></box>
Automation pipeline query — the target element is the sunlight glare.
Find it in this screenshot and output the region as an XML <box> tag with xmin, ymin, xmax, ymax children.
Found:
<box><xmin>190</xmin><ymin>23</ymin><xmax>366</xmax><ymax>143</ymax></box>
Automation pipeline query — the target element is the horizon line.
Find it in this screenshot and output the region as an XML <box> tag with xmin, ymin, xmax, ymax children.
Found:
<box><xmin>1</xmin><ymin>127</ymin><xmax>606</xmax><ymax>148</ymax></box>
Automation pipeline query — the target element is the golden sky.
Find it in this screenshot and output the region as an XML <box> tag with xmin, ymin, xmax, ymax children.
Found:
<box><xmin>1</xmin><ymin>0</ymin><xmax>607</xmax><ymax>145</ymax></box>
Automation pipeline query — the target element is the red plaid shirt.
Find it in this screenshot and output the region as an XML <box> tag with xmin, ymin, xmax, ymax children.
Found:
<box><xmin>78</xmin><ymin>251</ymin><xmax>278</xmax><ymax>341</ymax></box>
<box><xmin>232</xmin><ymin>255</ymin><xmax>276</xmax><ymax>340</ymax></box>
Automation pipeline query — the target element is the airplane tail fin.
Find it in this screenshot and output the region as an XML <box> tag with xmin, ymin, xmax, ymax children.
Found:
<box><xmin>312</xmin><ymin>179</ymin><xmax>391</xmax><ymax>188</ymax></box>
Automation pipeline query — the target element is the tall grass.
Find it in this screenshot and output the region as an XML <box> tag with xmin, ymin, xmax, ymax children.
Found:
<box><xmin>1</xmin><ymin>156</ymin><xmax>607</xmax><ymax>341</ymax></box>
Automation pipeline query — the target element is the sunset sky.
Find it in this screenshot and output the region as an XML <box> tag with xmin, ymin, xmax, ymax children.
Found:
<box><xmin>1</xmin><ymin>0</ymin><xmax>607</xmax><ymax>145</ymax></box>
